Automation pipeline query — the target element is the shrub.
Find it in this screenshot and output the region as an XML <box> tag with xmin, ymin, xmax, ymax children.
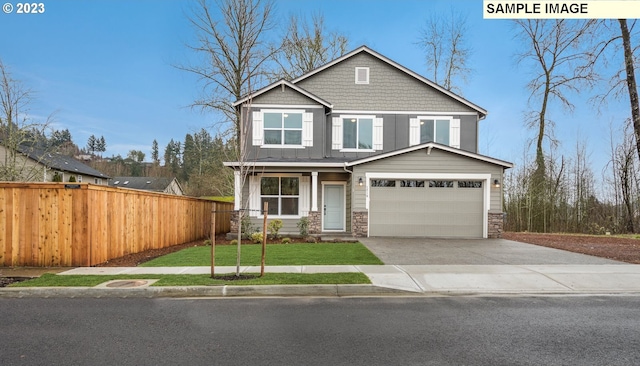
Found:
<box><xmin>203</xmin><ymin>239</ymin><xmax>212</xmax><ymax>246</ymax></box>
<box><xmin>230</xmin><ymin>239</ymin><xmax>238</xmax><ymax>246</ymax></box>
<box><xmin>250</xmin><ymin>232</ymin><xmax>263</xmax><ymax>244</ymax></box>
<box><xmin>297</xmin><ymin>217</ymin><xmax>309</xmax><ymax>237</ymax></box>
<box><xmin>68</xmin><ymin>175</ymin><xmax>77</xmax><ymax>182</ymax></box>
<box><xmin>268</xmin><ymin>219</ymin><xmax>283</xmax><ymax>239</ymax></box>
<box><xmin>281</xmin><ymin>237</ymin><xmax>291</xmax><ymax>244</ymax></box>
<box><xmin>240</xmin><ymin>214</ymin><xmax>255</xmax><ymax>238</ymax></box>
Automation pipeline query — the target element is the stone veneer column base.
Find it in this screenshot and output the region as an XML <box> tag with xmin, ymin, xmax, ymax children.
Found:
<box><xmin>352</xmin><ymin>211</ymin><xmax>368</xmax><ymax>237</ymax></box>
<box><xmin>488</xmin><ymin>212</ymin><xmax>504</xmax><ymax>238</ymax></box>
<box><xmin>308</xmin><ymin>211</ymin><xmax>321</xmax><ymax>234</ymax></box>
<box><xmin>230</xmin><ymin>211</ymin><xmax>239</xmax><ymax>234</ymax></box>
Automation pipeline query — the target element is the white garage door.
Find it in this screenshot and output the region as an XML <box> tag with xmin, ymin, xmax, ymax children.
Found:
<box><xmin>369</xmin><ymin>179</ymin><xmax>484</xmax><ymax>238</ymax></box>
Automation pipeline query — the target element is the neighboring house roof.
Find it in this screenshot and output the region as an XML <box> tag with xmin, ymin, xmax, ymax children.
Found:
<box><xmin>233</xmin><ymin>79</ymin><xmax>333</xmax><ymax>108</ymax></box>
<box><xmin>16</xmin><ymin>144</ymin><xmax>109</xmax><ymax>179</ymax></box>
<box><xmin>109</xmin><ymin>176</ymin><xmax>184</xmax><ymax>194</ymax></box>
<box><xmin>290</xmin><ymin>45</ymin><xmax>488</xmax><ymax>119</ymax></box>
<box><xmin>345</xmin><ymin>142</ymin><xmax>513</xmax><ymax>168</ymax></box>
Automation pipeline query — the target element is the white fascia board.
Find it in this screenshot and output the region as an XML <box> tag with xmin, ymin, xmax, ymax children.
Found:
<box><xmin>233</xmin><ymin>80</ymin><xmax>333</xmax><ymax>108</ymax></box>
<box><xmin>345</xmin><ymin>143</ymin><xmax>513</xmax><ymax>168</ymax></box>
<box><xmin>332</xmin><ymin>110</ymin><xmax>479</xmax><ymax>116</ymax></box>
<box><xmin>223</xmin><ymin>161</ymin><xmax>345</xmax><ymax>168</ymax></box>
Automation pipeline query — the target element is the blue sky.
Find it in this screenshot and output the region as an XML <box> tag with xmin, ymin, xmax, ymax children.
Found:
<box><xmin>0</xmin><ymin>0</ymin><xmax>630</xmax><ymax>178</ymax></box>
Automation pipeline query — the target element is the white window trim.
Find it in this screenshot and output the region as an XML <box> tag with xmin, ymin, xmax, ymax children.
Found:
<box><xmin>339</xmin><ymin>114</ymin><xmax>376</xmax><ymax>152</ymax></box>
<box><xmin>260</xmin><ymin>109</ymin><xmax>306</xmax><ymax>148</ymax></box>
<box><xmin>355</xmin><ymin>67</ymin><xmax>369</xmax><ymax>84</ymax></box>
<box><xmin>364</xmin><ymin>172</ymin><xmax>491</xmax><ymax>238</ymax></box>
<box><xmin>255</xmin><ymin>173</ymin><xmax>303</xmax><ymax>219</ymax></box>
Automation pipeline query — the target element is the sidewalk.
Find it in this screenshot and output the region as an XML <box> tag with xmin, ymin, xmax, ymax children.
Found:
<box><xmin>3</xmin><ymin>264</ymin><xmax>640</xmax><ymax>298</ymax></box>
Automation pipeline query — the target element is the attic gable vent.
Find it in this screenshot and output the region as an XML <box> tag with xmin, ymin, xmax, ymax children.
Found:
<box><xmin>355</xmin><ymin>67</ymin><xmax>369</xmax><ymax>84</ymax></box>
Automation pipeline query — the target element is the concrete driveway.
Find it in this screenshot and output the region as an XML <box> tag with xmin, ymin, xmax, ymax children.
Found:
<box><xmin>359</xmin><ymin>237</ymin><xmax>622</xmax><ymax>265</ymax></box>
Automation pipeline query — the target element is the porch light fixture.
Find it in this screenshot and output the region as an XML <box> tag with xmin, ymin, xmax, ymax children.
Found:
<box><xmin>494</xmin><ymin>179</ymin><xmax>501</xmax><ymax>188</ymax></box>
<box><xmin>358</xmin><ymin>177</ymin><xmax>364</xmax><ymax>186</ymax></box>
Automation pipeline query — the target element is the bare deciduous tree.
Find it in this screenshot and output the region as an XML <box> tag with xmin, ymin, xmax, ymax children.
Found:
<box><xmin>0</xmin><ymin>60</ymin><xmax>54</xmax><ymax>181</ymax></box>
<box><xmin>417</xmin><ymin>9</ymin><xmax>471</xmax><ymax>93</ymax></box>
<box><xmin>180</xmin><ymin>0</ymin><xmax>275</xmax><ymax>141</ymax></box>
<box><xmin>270</xmin><ymin>13</ymin><xmax>349</xmax><ymax>81</ymax></box>
<box><xmin>514</xmin><ymin>19</ymin><xmax>596</xmax><ymax>232</ymax></box>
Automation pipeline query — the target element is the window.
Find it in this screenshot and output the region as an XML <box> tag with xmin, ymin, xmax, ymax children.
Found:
<box><xmin>263</xmin><ymin>111</ymin><xmax>302</xmax><ymax>146</ymax></box>
<box><xmin>429</xmin><ymin>180</ymin><xmax>454</xmax><ymax>188</ymax></box>
<box><xmin>400</xmin><ymin>180</ymin><xmax>425</xmax><ymax>187</ymax></box>
<box><xmin>458</xmin><ymin>181</ymin><xmax>483</xmax><ymax>188</ymax></box>
<box><xmin>94</xmin><ymin>178</ymin><xmax>102</xmax><ymax>185</ymax></box>
<box><xmin>77</xmin><ymin>175</ymin><xmax>82</xmax><ymax>183</ymax></box>
<box><xmin>371</xmin><ymin>179</ymin><xmax>396</xmax><ymax>187</ymax></box>
<box><xmin>343</xmin><ymin>117</ymin><xmax>373</xmax><ymax>149</ymax></box>
<box><xmin>355</xmin><ymin>67</ymin><xmax>369</xmax><ymax>84</ymax></box>
<box><xmin>420</xmin><ymin>119</ymin><xmax>450</xmax><ymax>145</ymax></box>
<box><xmin>261</xmin><ymin>177</ymin><xmax>299</xmax><ymax>216</ymax></box>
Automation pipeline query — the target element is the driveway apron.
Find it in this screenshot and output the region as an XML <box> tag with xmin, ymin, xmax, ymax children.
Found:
<box><xmin>358</xmin><ymin>237</ymin><xmax>622</xmax><ymax>265</ymax></box>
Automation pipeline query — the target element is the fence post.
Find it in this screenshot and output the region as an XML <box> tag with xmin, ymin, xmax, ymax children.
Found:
<box><xmin>211</xmin><ymin>202</ymin><xmax>216</xmax><ymax>278</ymax></box>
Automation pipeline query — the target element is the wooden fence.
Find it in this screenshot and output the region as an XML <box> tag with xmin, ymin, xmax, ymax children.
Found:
<box><xmin>0</xmin><ymin>183</ymin><xmax>233</xmax><ymax>267</ymax></box>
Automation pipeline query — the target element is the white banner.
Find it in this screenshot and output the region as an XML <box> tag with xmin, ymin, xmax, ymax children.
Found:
<box><xmin>484</xmin><ymin>1</ymin><xmax>640</xmax><ymax>19</ymax></box>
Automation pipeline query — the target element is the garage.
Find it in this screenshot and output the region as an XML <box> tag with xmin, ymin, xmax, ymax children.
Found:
<box><xmin>368</xmin><ymin>178</ymin><xmax>485</xmax><ymax>238</ymax></box>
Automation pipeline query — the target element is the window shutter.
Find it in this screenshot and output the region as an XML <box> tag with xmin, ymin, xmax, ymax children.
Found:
<box><xmin>302</xmin><ymin>112</ymin><xmax>313</xmax><ymax>147</ymax></box>
<box><xmin>249</xmin><ymin>175</ymin><xmax>260</xmax><ymax>217</ymax></box>
<box><xmin>300</xmin><ymin>176</ymin><xmax>310</xmax><ymax>216</ymax></box>
<box><xmin>409</xmin><ymin>118</ymin><xmax>420</xmax><ymax>146</ymax></box>
<box><xmin>252</xmin><ymin>111</ymin><xmax>263</xmax><ymax>146</ymax></box>
<box><xmin>450</xmin><ymin>119</ymin><xmax>460</xmax><ymax>149</ymax></box>
<box><xmin>332</xmin><ymin>117</ymin><xmax>343</xmax><ymax>150</ymax></box>
<box><xmin>373</xmin><ymin>117</ymin><xmax>383</xmax><ymax>150</ymax></box>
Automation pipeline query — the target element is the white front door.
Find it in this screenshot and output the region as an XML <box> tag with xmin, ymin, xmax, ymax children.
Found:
<box><xmin>323</xmin><ymin>184</ymin><xmax>345</xmax><ymax>231</ymax></box>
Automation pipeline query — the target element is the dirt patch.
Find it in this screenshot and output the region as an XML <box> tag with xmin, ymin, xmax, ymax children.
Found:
<box><xmin>503</xmin><ymin>232</ymin><xmax>640</xmax><ymax>264</ymax></box>
<box><xmin>0</xmin><ymin>277</ymin><xmax>32</xmax><ymax>287</ymax></box>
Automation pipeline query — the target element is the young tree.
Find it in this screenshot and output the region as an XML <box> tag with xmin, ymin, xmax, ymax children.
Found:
<box><xmin>0</xmin><ymin>60</ymin><xmax>54</xmax><ymax>181</ymax></box>
<box><xmin>269</xmin><ymin>13</ymin><xmax>349</xmax><ymax>81</ymax></box>
<box><xmin>180</xmin><ymin>0</ymin><xmax>275</xmax><ymax>142</ymax></box>
<box><xmin>514</xmin><ymin>19</ymin><xmax>596</xmax><ymax>232</ymax></box>
<box><xmin>417</xmin><ymin>9</ymin><xmax>472</xmax><ymax>93</ymax></box>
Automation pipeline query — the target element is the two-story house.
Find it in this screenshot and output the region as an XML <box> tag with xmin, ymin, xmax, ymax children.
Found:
<box><xmin>224</xmin><ymin>46</ymin><xmax>512</xmax><ymax>238</ymax></box>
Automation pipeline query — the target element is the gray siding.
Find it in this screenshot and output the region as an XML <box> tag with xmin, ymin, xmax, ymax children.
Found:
<box><xmin>350</xmin><ymin>148</ymin><xmax>503</xmax><ymax>211</ymax></box>
<box><xmin>296</xmin><ymin>52</ymin><xmax>477</xmax><ymax>112</ymax></box>
<box><xmin>252</xmin><ymin>84</ymin><xmax>321</xmax><ymax>105</ymax></box>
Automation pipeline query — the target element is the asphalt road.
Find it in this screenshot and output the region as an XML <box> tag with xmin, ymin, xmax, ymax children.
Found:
<box><xmin>1</xmin><ymin>296</ymin><xmax>639</xmax><ymax>366</ymax></box>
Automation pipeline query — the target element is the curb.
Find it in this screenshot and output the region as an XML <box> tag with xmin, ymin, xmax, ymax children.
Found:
<box><xmin>0</xmin><ymin>284</ymin><xmax>412</xmax><ymax>298</ymax></box>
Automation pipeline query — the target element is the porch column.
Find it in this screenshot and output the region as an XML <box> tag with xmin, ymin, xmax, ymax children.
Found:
<box><xmin>234</xmin><ymin>170</ymin><xmax>241</xmax><ymax>210</ymax></box>
<box><xmin>311</xmin><ymin>171</ymin><xmax>318</xmax><ymax>211</ymax></box>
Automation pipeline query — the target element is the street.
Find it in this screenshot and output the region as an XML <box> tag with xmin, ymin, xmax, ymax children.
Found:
<box><xmin>1</xmin><ymin>296</ymin><xmax>639</xmax><ymax>365</ymax></box>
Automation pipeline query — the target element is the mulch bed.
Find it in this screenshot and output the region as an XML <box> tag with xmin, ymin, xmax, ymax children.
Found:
<box><xmin>502</xmin><ymin>232</ymin><xmax>640</xmax><ymax>264</ymax></box>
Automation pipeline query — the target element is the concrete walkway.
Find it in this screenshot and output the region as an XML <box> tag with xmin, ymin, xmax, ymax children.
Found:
<box><xmin>0</xmin><ymin>263</ymin><xmax>629</xmax><ymax>297</ymax></box>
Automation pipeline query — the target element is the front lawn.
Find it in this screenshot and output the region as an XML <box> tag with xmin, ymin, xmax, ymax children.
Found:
<box><xmin>9</xmin><ymin>272</ymin><xmax>370</xmax><ymax>287</ymax></box>
<box><xmin>140</xmin><ymin>242</ymin><xmax>383</xmax><ymax>267</ymax></box>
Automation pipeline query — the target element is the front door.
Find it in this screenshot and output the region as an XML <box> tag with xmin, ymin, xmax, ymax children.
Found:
<box><xmin>323</xmin><ymin>184</ymin><xmax>345</xmax><ymax>231</ymax></box>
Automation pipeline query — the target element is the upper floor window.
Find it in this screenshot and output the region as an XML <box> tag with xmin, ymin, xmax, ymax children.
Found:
<box><xmin>332</xmin><ymin>115</ymin><xmax>383</xmax><ymax>151</ymax></box>
<box><xmin>264</xmin><ymin>111</ymin><xmax>302</xmax><ymax>145</ymax></box>
<box><xmin>421</xmin><ymin>119</ymin><xmax>450</xmax><ymax>145</ymax></box>
<box><xmin>409</xmin><ymin>116</ymin><xmax>460</xmax><ymax>149</ymax></box>
<box><xmin>344</xmin><ymin>117</ymin><xmax>373</xmax><ymax>149</ymax></box>
<box><xmin>252</xmin><ymin>109</ymin><xmax>313</xmax><ymax>148</ymax></box>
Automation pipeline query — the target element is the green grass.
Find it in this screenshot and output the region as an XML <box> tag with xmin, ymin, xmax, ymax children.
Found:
<box><xmin>200</xmin><ymin>196</ymin><xmax>234</xmax><ymax>203</ymax></box>
<box><xmin>9</xmin><ymin>272</ymin><xmax>370</xmax><ymax>287</ymax></box>
<box><xmin>140</xmin><ymin>243</ymin><xmax>383</xmax><ymax>267</ymax></box>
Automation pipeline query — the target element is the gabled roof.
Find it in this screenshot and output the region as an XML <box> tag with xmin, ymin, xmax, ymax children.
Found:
<box><xmin>109</xmin><ymin>176</ymin><xmax>183</xmax><ymax>193</ymax></box>
<box><xmin>14</xmin><ymin>144</ymin><xmax>110</xmax><ymax>178</ymax></box>
<box><xmin>345</xmin><ymin>142</ymin><xmax>513</xmax><ymax>168</ymax></box>
<box><xmin>292</xmin><ymin>45</ymin><xmax>487</xmax><ymax>118</ymax></box>
<box><xmin>233</xmin><ymin>79</ymin><xmax>333</xmax><ymax>108</ymax></box>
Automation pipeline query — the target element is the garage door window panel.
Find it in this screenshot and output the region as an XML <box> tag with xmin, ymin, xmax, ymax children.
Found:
<box><xmin>400</xmin><ymin>180</ymin><xmax>425</xmax><ymax>187</ymax></box>
<box><xmin>371</xmin><ymin>179</ymin><xmax>396</xmax><ymax>187</ymax></box>
<box><xmin>458</xmin><ymin>181</ymin><xmax>483</xmax><ymax>188</ymax></box>
<box><xmin>429</xmin><ymin>180</ymin><xmax>454</xmax><ymax>188</ymax></box>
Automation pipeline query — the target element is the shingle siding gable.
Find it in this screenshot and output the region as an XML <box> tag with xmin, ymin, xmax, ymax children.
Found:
<box><xmin>252</xmin><ymin>85</ymin><xmax>321</xmax><ymax>105</ymax></box>
<box><xmin>295</xmin><ymin>52</ymin><xmax>475</xmax><ymax>112</ymax></box>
